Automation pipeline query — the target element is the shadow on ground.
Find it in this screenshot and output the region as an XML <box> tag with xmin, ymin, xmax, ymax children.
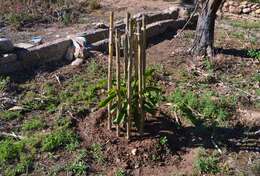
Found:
<box><xmin>141</xmin><ymin>112</ymin><xmax>260</xmax><ymax>153</ymax></box>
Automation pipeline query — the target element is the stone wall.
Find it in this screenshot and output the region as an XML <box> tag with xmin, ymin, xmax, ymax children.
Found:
<box><xmin>222</xmin><ymin>0</ymin><xmax>260</xmax><ymax>17</ymax></box>
<box><xmin>0</xmin><ymin>5</ymin><xmax>197</xmax><ymax>74</ymax></box>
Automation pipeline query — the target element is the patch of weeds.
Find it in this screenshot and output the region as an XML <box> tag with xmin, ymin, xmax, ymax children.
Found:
<box><xmin>67</xmin><ymin>150</ymin><xmax>89</xmax><ymax>176</ymax></box>
<box><xmin>41</xmin><ymin>129</ymin><xmax>79</xmax><ymax>152</ymax></box>
<box><xmin>0</xmin><ymin>137</ymin><xmax>37</xmax><ymax>176</ymax></box>
<box><xmin>170</xmin><ymin>89</ymin><xmax>236</xmax><ymax>126</ymax></box>
<box><xmin>0</xmin><ymin>111</ymin><xmax>21</xmax><ymax>121</ymax></box>
<box><xmin>203</xmin><ymin>57</ymin><xmax>214</xmax><ymax>72</ymax></box>
<box><xmin>22</xmin><ymin>117</ymin><xmax>45</xmax><ymax>131</ymax></box>
<box><xmin>90</xmin><ymin>143</ymin><xmax>105</xmax><ymax>164</ymax></box>
<box><xmin>193</xmin><ymin>149</ymin><xmax>221</xmax><ymax>175</ymax></box>
<box><xmin>247</xmin><ymin>49</ymin><xmax>260</xmax><ymax>60</ymax></box>
<box><xmin>22</xmin><ymin>90</ymin><xmax>60</xmax><ymax>113</ymax></box>
<box><xmin>231</xmin><ymin>31</ymin><xmax>245</xmax><ymax>41</ymax></box>
<box><xmin>0</xmin><ymin>76</ymin><xmax>10</xmax><ymax>92</ymax></box>
<box><xmin>115</xmin><ymin>168</ymin><xmax>126</xmax><ymax>176</ymax></box>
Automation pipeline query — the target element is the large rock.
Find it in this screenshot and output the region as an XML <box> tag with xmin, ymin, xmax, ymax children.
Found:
<box><xmin>242</xmin><ymin>7</ymin><xmax>251</xmax><ymax>14</ymax></box>
<box><xmin>256</xmin><ymin>9</ymin><xmax>260</xmax><ymax>14</ymax></box>
<box><xmin>0</xmin><ymin>38</ymin><xmax>14</xmax><ymax>54</ymax></box>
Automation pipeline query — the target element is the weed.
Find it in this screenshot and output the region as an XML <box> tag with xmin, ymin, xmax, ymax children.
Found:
<box><xmin>22</xmin><ymin>117</ymin><xmax>45</xmax><ymax>131</ymax></box>
<box><xmin>159</xmin><ymin>136</ymin><xmax>168</xmax><ymax>146</ymax></box>
<box><xmin>0</xmin><ymin>111</ymin><xmax>21</xmax><ymax>121</ymax></box>
<box><xmin>170</xmin><ymin>89</ymin><xmax>236</xmax><ymax>126</ymax></box>
<box><xmin>115</xmin><ymin>168</ymin><xmax>126</xmax><ymax>176</ymax></box>
<box><xmin>230</xmin><ymin>20</ymin><xmax>260</xmax><ymax>29</ymax></box>
<box><xmin>90</xmin><ymin>143</ymin><xmax>104</xmax><ymax>164</ymax></box>
<box><xmin>194</xmin><ymin>149</ymin><xmax>221</xmax><ymax>174</ymax></box>
<box><xmin>67</xmin><ymin>150</ymin><xmax>89</xmax><ymax>176</ymax></box>
<box><xmin>247</xmin><ymin>49</ymin><xmax>260</xmax><ymax>60</ymax></box>
<box><xmin>41</xmin><ymin>129</ymin><xmax>79</xmax><ymax>152</ymax></box>
<box><xmin>0</xmin><ymin>76</ymin><xmax>10</xmax><ymax>92</ymax></box>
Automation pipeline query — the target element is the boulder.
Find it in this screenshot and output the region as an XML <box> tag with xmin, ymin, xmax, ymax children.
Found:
<box><xmin>0</xmin><ymin>38</ymin><xmax>14</xmax><ymax>54</ymax></box>
<box><xmin>14</xmin><ymin>43</ymin><xmax>34</xmax><ymax>49</ymax></box>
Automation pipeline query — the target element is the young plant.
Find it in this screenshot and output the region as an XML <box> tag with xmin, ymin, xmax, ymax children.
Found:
<box><xmin>100</xmin><ymin>69</ymin><xmax>161</xmax><ymax>132</ymax></box>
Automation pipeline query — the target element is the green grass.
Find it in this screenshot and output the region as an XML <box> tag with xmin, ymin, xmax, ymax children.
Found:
<box><xmin>248</xmin><ymin>49</ymin><xmax>260</xmax><ymax>60</ymax></box>
<box><xmin>22</xmin><ymin>117</ymin><xmax>45</xmax><ymax>131</ymax></box>
<box><xmin>67</xmin><ymin>150</ymin><xmax>89</xmax><ymax>176</ymax></box>
<box><xmin>115</xmin><ymin>168</ymin><xmax>126</xmax><ymax>176</ymax></box>
<box><xmin>170</xmin><ymin>89</ymin><xmax>237</xmax><ymax>126</ymax></box>
<box><xmin>41</xmin><ymin>129</ymin><xmax>79</xmax><ymax>152</ymax></box>
<box><xmin>90</xmin><ymin>143</ymin><xmax>105</xmax><ymax>164</ymax></box>
<box><xmin>0</xmin><ymin>111</ymin><xmax>21</xmax><ymax>121</ymax></box>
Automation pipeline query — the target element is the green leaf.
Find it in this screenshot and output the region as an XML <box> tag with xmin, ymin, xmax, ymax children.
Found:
<box><xmin>99</xmin><ymin>91</ymin><xmax>116</xmax><ymax>107</ymax></box>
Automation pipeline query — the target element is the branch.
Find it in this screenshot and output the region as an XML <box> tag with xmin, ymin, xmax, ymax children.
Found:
<box><xmin>0</xmin><ymin>132</ymin><xmax>25</xmax><ymax>140</ymax></box>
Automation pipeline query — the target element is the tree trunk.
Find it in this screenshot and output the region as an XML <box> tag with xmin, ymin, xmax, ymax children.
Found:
<box><xmin>191</xmin><ymin>0</ymin><xmax>223</xmax><ymax>57</ymax></box>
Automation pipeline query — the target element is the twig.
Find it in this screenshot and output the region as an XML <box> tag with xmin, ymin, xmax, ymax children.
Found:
<box><xmin>0</xmin><ymin>132</ymin><xmax>25</xmax><ymax>140</ymax></box>
<box><xmin>211</xmin><ymin>136</ymin><xmax>222</xmax><ymax>154</ymax></box>
<box><xmin>54</xmin><ymin>74</ymin><xmax>62</xmax><ymax>86</ymax></box>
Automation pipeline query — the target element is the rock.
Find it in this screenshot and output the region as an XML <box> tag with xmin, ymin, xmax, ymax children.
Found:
<box><xmin>241</xmin><ymin>1</ymin><xmax>249</xmax><ymax>6</ymax></box>
<box><xmin>242</xmin><ymin>7</ymin><xmax>251</xmax><ymax>14</ymax></box>
<box><xmin>71</xmin><ymin>58</ymin><xmax>84</xmax><ymax>66</ymax></box>
<box><xmin>72</xmin><ymin>37</ymin><xmax>88</xmax><ymax>59</ymax></box>
<box><xmin>256</xmin><ymin>9</ymin><xmax>260</xmax><ymax>14</ymax></box>
<box><xmin>14</xmin><ymin>43</ymin><xmax>34</xmax><ymax>49</ymax></box>
<box><xmin>251</xmin><ymin>4</ymin><xmax>258</xmax><ymax>10</ymax></box>
<box><xmin>0</xmin><ymin>38</ymin><xmax>14</xmax><ymax>54</ymax></box>
<box><xmin>131</xmin><ymin>148</ymin><xmax>137</xmax><ymax>156</ymax></box>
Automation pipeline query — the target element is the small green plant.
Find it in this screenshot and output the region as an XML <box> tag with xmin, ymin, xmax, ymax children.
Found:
<box><xmin>0</xmin><ymin>76</ymin><xmax>10</xmax><ymax>92</ymax></box>
<box><xmin>68</xmin><ymin>150</ymin><xmax>89</xmax><ymax>176</ymax></box>
<box><xmin>41</xmin><ymin>129</ymin><xmax>79</xmax><ymax>152</ymax></box>
<box><xmin>248</xmin><ymin>49</ymin><xmax>260</xmax><ymax>60</ymax></box>
<box><xmin>22</xmin><ymin>117</ymin><xmax>45</xmax><ymax>131</ymax></box>
<box><xmin>194</xmin><ymin>149</ymin><xmax>221</xmax><ymax>174</ymax></box>
<box><xmin>159</xmin><ymin>136</ymin><xmax>168</xmax><ymax>146</ymax></box>
<box><xmin>115</xmin><ymin>168</ymin><xmax>126</xmax><ymax>176</ymax></box>
<box><xmin>100</xmin><ymin>69</ymin><xmax>161</xmax><ymax>131</ymax></box>
<box><xmin>90</xmin><ymin>143</ymin><xmax>104</xmax><ymax>164</ymax></box>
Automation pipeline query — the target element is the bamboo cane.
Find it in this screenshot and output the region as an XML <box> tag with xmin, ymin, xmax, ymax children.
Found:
<box><xmin>108</xmin><ymin>11</ymin><xmax>114</xmax><ymax>130</ymax></box>
<box><xmin>115</xmin><ymin>29</ymin><xmax>121</xmax><ymax>137</ymax></box>
<box><xmin>137</xmin><ymin>22</ymin><xmax>144</xmax><ymax>135</ymax></box>
<box><xmin>124</xmin><ymin>12</ymin><xmax>130</xmax><ymax>81</ymax></box>
<box><xmin>141</xmin><ymin>15</ymin><xmax>147</xmax><ymax>89</ymax></box>
<box><xmin>126</xmin><ymin>18</ymin><xmax>133</xmax><ymax>140</ymax></box>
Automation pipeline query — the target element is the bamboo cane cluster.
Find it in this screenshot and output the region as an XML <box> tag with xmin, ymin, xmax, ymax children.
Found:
<box><xmin>107</xmin><ymin>12</ymin><xmax>147</xmax><ymax>139</ymax></box>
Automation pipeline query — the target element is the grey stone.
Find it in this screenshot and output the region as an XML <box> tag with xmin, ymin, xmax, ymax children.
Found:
<box><xmin>0</xmin><ymin>38</ymin><xmax>14</xmax><ymax>54</ymax></box>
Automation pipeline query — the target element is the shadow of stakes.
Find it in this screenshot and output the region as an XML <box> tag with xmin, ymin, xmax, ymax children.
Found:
<box><xmin>216</xmin><ymin>47</ymin><xmax>260</xmax><ymax>58</ymax></box>
<box><xmin>143</xmin><ymin>112</ymin><xmax>260</xmax><ymax>153</ymax></box>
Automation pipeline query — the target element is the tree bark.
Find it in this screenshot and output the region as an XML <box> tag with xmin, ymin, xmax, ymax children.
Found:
<box><xmin>191</xmin><ymin>0</ymin><xmax>223</xmax><ymax>57</ymax></box>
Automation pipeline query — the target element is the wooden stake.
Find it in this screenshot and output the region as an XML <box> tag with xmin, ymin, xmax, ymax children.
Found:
<box><xmin>126</xmin><ymin>19</ymin><xmax>133</xmax><ymax>140</ymax></box>
<box><xmin>124</xmin><ymin>12</ymin><xmax>130</xmax><ymax>81</ymax></box>
<box><xmin>108</xmin><ymin>11</ymin><xmax>114</xmax><ymax>130</ymax></box>
<box><xmin>141</xmin><ymin>15</ymin><xmax>147</xmax><ymax>89</ymax></box>
<box><xmin>137</xmin><ymin>22</ymin><xmax>144</xmax><ymax>135</ymax></box>
<box><xmin>115</xmin><ymin>29</ymin><xmax>121</xmax><ymax>137</ymax></box>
